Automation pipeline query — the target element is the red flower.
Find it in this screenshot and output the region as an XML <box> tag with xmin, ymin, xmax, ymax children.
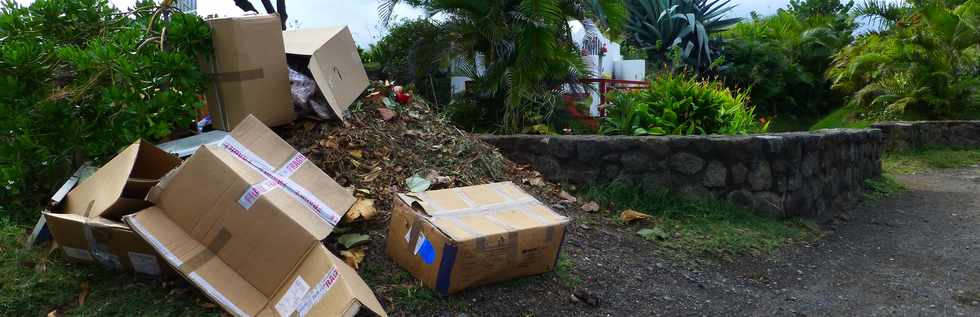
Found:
<box><xmin>394</xmin><ymin>92</ymin><xmax>412</xmax><ymax>105</ymax></box>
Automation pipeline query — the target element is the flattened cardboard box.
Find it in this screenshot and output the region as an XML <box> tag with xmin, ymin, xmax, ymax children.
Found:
<box><xmin>386</xmin><ymin>182</ymin><xmax>569</xmax><ymax>294</ymax></box>
<box><xmin>283</xmin><ymin>26</ymin><xmax>369</xmax><ymax>121</ymax></box>
<box><xmin>204</xmin><ymin>14</ymin><xmax>294</xmax><ymax>130</ymax></box>
<box><xmin>43</xmin><ymin>140</ymin><xmax>181</xmax><ymax>275</ymax></box>
<box><xmin>124</xmin><ymin>115</ymin><xmax>385</xmax><ymax>317</ymax></box>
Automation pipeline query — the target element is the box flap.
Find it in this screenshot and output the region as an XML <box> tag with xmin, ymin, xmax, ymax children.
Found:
<box><xmin>223</xmin><ymin>115</ymin><xmax>355</xmax><ymax>239</ymax></box>
<box><xmin>63</xmin><ymin>140</ymin><xmax>180</xmax><ymax>219</ymax></box>
<box><xmin>282</xmin><ymin>27</ymin><xmax>369</xmax><ymax>121</ymax></box>
<box><xmin>397</xmin><ymin>182</ymin><xmax>568</xmax><ymax>242</ymax></box>
<box><xmin>260</xmin><ymin>244</ymin><xmax>387</xmax><ymax>317</ymax></box>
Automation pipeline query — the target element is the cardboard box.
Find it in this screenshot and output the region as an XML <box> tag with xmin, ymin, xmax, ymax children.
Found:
<box><xmin>386</xmin><ymin>182</ymin><xmax>570</xmax><ymax>294</ymax></box>
<box><xmin>204</xmin><ymin>14</ymin><xmax>295</xmax><ymax>130</ymax></box>
<box><xmin>283</xmin><ymin>26</ymin><xmax>369</xmax><ymax>121</ymax></box>
<box><xmin>123</xmin><ymin>115</ymin><xmax>384</xmax><ymax>317</ymax></box>
<box><xmin>42</xmin><ymin>141</ymin><xmax>181</xmax><ymax>275</ymax></box>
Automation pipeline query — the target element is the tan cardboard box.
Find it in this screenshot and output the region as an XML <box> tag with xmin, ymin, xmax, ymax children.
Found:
<box><xmin>385</xmin><ymin>182</ymin><xmax>570</xmax><ymax>294</ymax></box>
<box><xmin>204</xmin><ymin>14</ymin><xmax>295</xmax><ymax>130</ymax></box>
<box><xmin>123</xmin><ymin>115</ymin><xmax>385</xmax><ymax>317</ymax></box>
<box><xmin>283</xmin><ymin>26</ymin><xmax>369</xmax><ymax>121</ymax></box>
<box><xmin>43</xmin><ymin>140</ymin><xmax>182</xmax><ymax>275</ymax></box>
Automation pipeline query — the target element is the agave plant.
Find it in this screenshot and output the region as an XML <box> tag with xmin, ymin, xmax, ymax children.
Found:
<box><xmin>625</xmin><ymin>0</ymin><xmax>741</xmax><ymax>67</ymax></box>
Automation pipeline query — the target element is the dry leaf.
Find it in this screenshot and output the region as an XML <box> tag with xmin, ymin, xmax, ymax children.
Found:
<box><xmin>581</xmin><ymin>201</ymin><xmax>600</xmax><ymax>212</ymax></box>
<box><xmin>318</xmin><ymin>137</ymin><xmax>339</xmax><ymax>149</ymax></box>
<box><xmin>344</xmin><ymin>198</ymin><xmax>378</xmax><ymax>223</ymax></box>
<box><xmin>620</xmin><ymin>209</ymin><xmax>652</xmax><ymax>223</ymax></box>
<box><xmin>341</xmin><ymin>248</ymin><xmax>366</xmax><ymax>270</ymax></box>
<box><xmin>361</xmin><ymin>167</ymin><xmax>383</xmax><ymax>183</ymax></box>
<box><xmin>47</xmin><ymin>310</ymin><xmax>62</xmax><ymax>317</ymax></box>
<box><xmin>558</xmin><ymin>191</ymin><xmax>578</xmax><ymax>203</ymax></box>
<box><xmin>527</xmin><ymin>177</ymin><xmax>545</xmax><ymax>186</ymax></box>
<box><xmin>377</xmin><ymin>107</ymin><xmax>397</xmax><ymax>121</ymax></box>
<box><xmin>78</xmin><ymin>281</ymin><xmax>90</xmax><ymax>306</ymax></box>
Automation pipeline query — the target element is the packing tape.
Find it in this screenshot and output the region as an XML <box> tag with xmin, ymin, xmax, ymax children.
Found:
<box><xmin>81</xmin><ymin>219</ymin><xmax>122</xmax><ymax>270</ymax></box>
<box><xmin>219</xmin><ymin>136</ymin><xmax>341</xmax><ymax>226</ymax></box>
<box><xmin>213</xmin><ymin>68</ymin><xmax>264</xmax><ymax>82</ymax></box>
<box><xmin>189</xmin><ymin>271</ymin><xmax>251</xmax><ymax>317</ymax></box>
<box><xmin>294</xmin><ymin>267</ymin><xmax>341</xmax><ymax>317</ymax></box>
<box><xmin>178</xmin><ymin>228</ymin><xmax>232</xmax><ymax>273</ymax></box>
<box><xmin>126</xmin><ymin>216</ymin><xmax>183</xmax><ymax>267</ymax></box>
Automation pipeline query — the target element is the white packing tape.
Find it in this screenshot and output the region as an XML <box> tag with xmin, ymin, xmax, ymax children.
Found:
<box><xmin>295</xmin><ymin>267</ymin><xmax>341</xmax><ymax>317</ymax></box>
<box><xmin>219</xmin><ymin>136</ymin><xmax>341</xmax><ymax>226</ymax></box>
<box><xmin>189</xmin><ymin>272</ymin><xmax>250</xmax><ymax>317</ymax></box>
<box><xmin>126</xmin><ymin>216</ymin><xmax>183</xmax><ymax>267</ymax></box>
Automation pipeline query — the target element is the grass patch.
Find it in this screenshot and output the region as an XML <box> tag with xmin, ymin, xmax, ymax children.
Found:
<box><xmin>864</xmin><ymin>175</ymin><xmax>905</xmax><ymax>201</ymax></box>
<box><xmin>0</xmin><ymin>218</ymin><xmax>216</xmax><ymax>316</ymax></box>
<box><xmin>810</xmin><ymin>105</ymin><xmax>871</xmax><ymax>131</ymax></box>
<box><xmin>883</xmin><ymin>148</ymin><xmax>980</xmax><ymax>174</ymax></box>
<box><xmin>581</xmin><ymin>184</ymin><xmax>820</xmax><ymax>259</ymax></box>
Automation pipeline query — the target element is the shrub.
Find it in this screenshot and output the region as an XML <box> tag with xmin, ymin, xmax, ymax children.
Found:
<box><xmin>361</xmin><ymin>19</ymin><xmax>452</xmax><ymax>107</ymax></box>
<box><xmin>718</xmin><ymin>8</ymin><xmax>854</xmax><ymax>120</ymax></box>
<box><xmin>599</xmin><ymin>72</ymin><xmax>767</xmax><ymax>136</ymax></box>
<box><xmin>0</xmin><ymin>0</ymin><xmax>211</xmax><ymax>222</ymax></box>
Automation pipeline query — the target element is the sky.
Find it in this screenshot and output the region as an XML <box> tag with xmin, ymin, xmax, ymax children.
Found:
<box><xmin>11</xmin><ymin>0</ymin><xmax>861</xmax><ymax>46</ymax></box>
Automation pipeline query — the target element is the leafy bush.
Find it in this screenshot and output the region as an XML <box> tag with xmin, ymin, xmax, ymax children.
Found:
<box><xmin>718</xmin><ymin>4</ymin><xmax>854</xmax><ymax>121</ymax></box>
<box><xmin>828</xmin><ymin>0</ymin><xmax>980</xmax><ymax>120</ymax></box>
<box><xmin>361</xmin><ymin>19</ymin><xmax>452</xmax><ymax>106</ymax></box>
<box><xmin>599</xmin><ymin>72</ymin><xmax>767</xmax><ymax>135</ymax></box>
<box><xmin>0</xmin><ymin>0</ymin><xmax>211</xmax><ymax>221</ymax></box>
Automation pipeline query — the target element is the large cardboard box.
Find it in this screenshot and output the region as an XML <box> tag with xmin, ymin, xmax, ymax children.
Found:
<box><xmin>386</xmin><ymin>182</ymin><xmax>570</xmax><ymax>294</ymax></box>
<box><xmin>283</xmin><ymin>26</ymin><xmax>369</xmax><ymax>121</ymax></box>
<box><xmin>42</xmin><ymin>141</ymin><xmax>182</xmax><ymax>275</ymax></box>
<box><xmin>204</xmin><ymin>14</ymin><xmax>295</xmax><ymax>130</ymax></box>
<box><xmin>123</xmin><ymin>115</ymin><xmax>385</xmax><ymax>317</ymax></box>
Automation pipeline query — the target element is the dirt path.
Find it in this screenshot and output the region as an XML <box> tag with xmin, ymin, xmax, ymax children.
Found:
<box><xmin>405</xmin><ymin>165</ymin><xmax>980</xmax><ymax>316</ymax></box>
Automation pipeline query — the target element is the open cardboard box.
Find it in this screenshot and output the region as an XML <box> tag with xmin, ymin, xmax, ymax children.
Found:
<box><xmin>203</xmin><ymin>14</ymin><xmax>295</xmax><ymax>130</ymax></box>
<box><xmin>283</xmin><ymin>26</ymin><xmax>369</xmax><ymax>122</ymax></box>
<box><xmin>43</xmin><ymin>141</ymin><xmax>182</xmax><ymax>275</ymax></box>
<box><xmin>124</xmin><ymin>116</ymin><xmax>385</xmax><ymax>317</ymax></box>
<box><xmin>386</xmin><ymin>182</ymin><xmax>569</xmax><ymax>294</ymax></box>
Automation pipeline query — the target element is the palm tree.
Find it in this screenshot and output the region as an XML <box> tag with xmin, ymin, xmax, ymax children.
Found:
<box><xmin>380</xmin><ymin>0</ymin><xmax>627</xmax><ymax>132</ymax></box>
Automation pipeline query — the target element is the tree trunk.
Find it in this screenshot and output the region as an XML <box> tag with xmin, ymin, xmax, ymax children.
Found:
<box><xmin>276</xmin><ymin>0</ymin><xmax>287</xmax><ymax>30</ymax></box>
<box><xmin>232</xmin><ymin>0</ymin><xmax>258</xmax><ymax>13</ymax></box>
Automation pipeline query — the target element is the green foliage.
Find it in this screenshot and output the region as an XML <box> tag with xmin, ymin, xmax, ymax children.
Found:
<box><xmin>382</xmin><ymin>0</ymin><xmax>628</xmax><ymax>133</ymax></box>
<box><xmin>0</xmin><ymin>219</ymin><xmax>217</xmax><ymax>316</ymax></box>
<box><xmin>581</xmin><ymin>183</ymin><xmax>820</xmax><ymax>257</ymax></box>
<box><xmin>809</xmin><ymin>104</ymin><xmax>872</xmax><ymax>130</ymax></box>
<box><xmin>863</xmin><ymin>175</ymin><xmax>904</xmax><ymax>201</ymax></box>
<box><xmin>0</xmin><ymin>0</ymin><xmax>211</xmax><ymax>221</ymax></box>
<box><xmin>829</xmin><ymin>0</ymin><xmax>980</xmax><ymax>120</ymax></box>
<box><xmin>718</xmin><ymin>1</ymin><xmax>855</xmax><ymax>119</ymax></box>
<box><xmin>362</xmin><ymin>19</ymin><xmax>453</xmax><ymax>106</ymax></box>
<box><xmin>625</xmin><ymin>0</ymin><xmax>742</xmax><ymax>68</ymax></box>
<box><xmin>599</xmin><ymin>72</ymin><xmax>767</xmax><ymax>135</ymax></box>
<box><xmin>883</xmin><ymin>148</ymin><xmax>980</xmax><ymax>174</ymax></box>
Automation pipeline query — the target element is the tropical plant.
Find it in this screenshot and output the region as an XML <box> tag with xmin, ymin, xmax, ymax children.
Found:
<box><xmin>599</xmin><ymin>72</ymin><xmax>767</xmax><ymax>136</ymax></box>
<box><xmin>719</xmin><ymin>5</ymin><xmax>855</xmax><ymax>120</ymax></box>
<box><xmin>364</xmin><ymin>18</ymin><xmax>452</xmax><ymax>106</ymax></box>
<box><xmin>828</xmin><ymin>0</ymin><xmax>980</xmax><ymax>120</ymax></box>
<box><xmin>0</xmin><ymin>0</ymin><xmax>211</xmax><ymax>221</ymax></box>
<box><xmin>380</xmin><ymin>0</ymin><xmax>628</xmax><ymax>133</ymax></box>
<box><xmin>624</xmin><ymin>0</ymin><xmax>741</xmax><ymax>68</ymax></box>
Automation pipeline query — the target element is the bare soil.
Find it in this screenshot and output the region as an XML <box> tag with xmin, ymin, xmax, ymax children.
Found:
<box><xmin>388</xmin><ymin>165</ymin><xmax>980</xmax><ymax>317</ymax></box>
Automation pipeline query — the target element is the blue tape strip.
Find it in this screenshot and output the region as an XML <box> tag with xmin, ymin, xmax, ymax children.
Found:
<box><xmin>435</xmin><ymin>243</ymin><xmax>458</xmax><ymax>295</ymax></box>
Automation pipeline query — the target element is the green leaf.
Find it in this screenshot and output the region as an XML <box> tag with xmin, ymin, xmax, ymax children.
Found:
<box><xmin>336</xmin><ymin>233</ymin><xmax>371</xmax><ymax>249</ymax></box>
<box><xmin>406</xmin><ymin>174</ymin><xmax>432</xmax><ymax>192</ymax></box>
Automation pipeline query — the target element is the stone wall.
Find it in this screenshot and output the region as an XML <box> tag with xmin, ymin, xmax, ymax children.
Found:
<box><xmin>872</xmin><ymin>121</ymin><xmax>980</xmax><ymax>152</ymax></box>
<box><xmin>482</xmin><ymin>130</ymin><xmax>884</xmax><ymax>220</ymax></box>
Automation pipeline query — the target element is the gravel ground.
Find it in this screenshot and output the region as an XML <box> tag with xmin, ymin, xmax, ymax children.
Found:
<box><xmin>397</xmin><ymin>165</ymin><xmax>980</xmax><ymax>316</ymax></box>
